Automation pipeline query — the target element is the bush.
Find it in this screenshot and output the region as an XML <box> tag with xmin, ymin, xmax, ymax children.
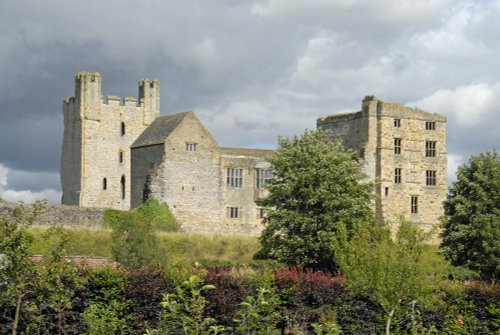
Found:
<box><xmin>109</xmin><ymin>211</ymin><xmax>163</xmax><ymax>268</ymax></box>
<box><xmin>137</xmin><ymin>198</ymin><xmax>180</xmax><ymax>232</ymax></box>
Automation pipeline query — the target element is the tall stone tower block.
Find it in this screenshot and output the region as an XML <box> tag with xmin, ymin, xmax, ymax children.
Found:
<box><xmin>61</xmin><ymin>72</ymin><xmax>160</xmax><ymax>209</ymax></box>
<box><xmin>317</xmin><ymin>96</ymin><xmax>447</xmax><ymax>231</ymax></box>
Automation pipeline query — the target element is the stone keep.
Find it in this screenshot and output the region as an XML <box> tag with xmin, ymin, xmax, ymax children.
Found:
<box><xmin>317</xmin><ymin>96</ymin><xmax>448</xmax><ymax>231</ymax></box>
<box><xmin>61</xmin><ymin>72</ymin><xmax>272</xmax><ymax>234</ymax></box>
<box><xmin>61</xmin><ymin>72</ymin><xmax>159</xmax><ymax>210</ymax></box>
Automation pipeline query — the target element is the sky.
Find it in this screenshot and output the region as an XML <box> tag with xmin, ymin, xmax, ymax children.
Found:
<box><xmin>0</xmin><ymin>0</ymin><xmax>499</xmax><ymax>204</ymax></box>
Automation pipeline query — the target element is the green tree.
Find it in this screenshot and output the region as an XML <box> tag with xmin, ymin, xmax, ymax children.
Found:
<box><xmin>334</xmin><ymin>220</ymin><xmax>442</xmax><ymax>335</ymax></box>
<box><xmin>0</xmin><ymin>202</ymin><xmax>43</xmax><ymax>335</ymax></box>
<box><xmin>256</xmin><ymin>129</ymin><xmax>373</xmax><ymax>271</ymax></box>
<box><xmin>440</xmin><ymin>150</ymin><xmax>500</xmax><ymax>281</ymax></box>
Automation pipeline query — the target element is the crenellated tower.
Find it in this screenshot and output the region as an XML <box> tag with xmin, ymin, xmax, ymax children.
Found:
<box><xmin>61</xmin><ymin>72</ymin><xmax>160</xmax><ymax>209</ymax></box>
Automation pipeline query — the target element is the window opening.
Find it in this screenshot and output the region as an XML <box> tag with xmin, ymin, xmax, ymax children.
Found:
<box><xmin>385</xmin><ymin>187</ymin><xmax>389</xmax><ymax>196</ymax></box>
<box><xmin>120</xmin><ymin>122</ymin><xmax>125</xmax><ymax>136</ymax></box>
<box><xmin>411</xmin><ymin>196</ymin><xmax>418</xmax><ymax>214</ymax></box>
<box><xmin>394</xmin><ymin>138</ymin><xmax>402</xmax><ymax>154</ymax></box>
<box><xmin>394</xmin><ymin>119</ymin><xmax>401</xmax><ymax>127</ymax></box>
<box><xmin>119</xmin><ymin>151</ymin><xmax>124</xmax><ymax>163</ymax></box>
<box><xmin>227</xmin><ymin>207</ymin><xmax>240</xmax><ymax>219</ymax></box>
<box><xmin>426</xmin><ymin>141</ymin><xmax>436</xmax><ymax>157</ymax></box>
<box><xmin>425</xmin><ymin>121</ymin><xmax>436</xmax><ymax>130</ymax></box>
<box><xmin>186</xmin><ymin>143</ymin><xmax>197</xmax><ymax>151</ymax></box>
<box><xmin>120</xmin><ymin>175</ymin><xmax>126</xmax><ymax>200</ymax></box>
<box><xmin>394</xmin><ymin>168</ymin><xmax>402</xmax><ymax>184</ymax></box>
<box><xmin>226</xmin><ymin>168</ymin><xmax>243</xmax><ymax>188</ymax></box>
<box><xmin>426</xmin><ymin>170</ymin><xmax>437</xmax><ymax>186</ymax></box>
<box><xmin>102</xmin><ymin>178</ymin><xmax>107</xmax><ymax>190</ymax></box>
<box><xmin>256</xmin><ymin>169</ymin><xmax>272</xmax><ymax>188</ymax></box>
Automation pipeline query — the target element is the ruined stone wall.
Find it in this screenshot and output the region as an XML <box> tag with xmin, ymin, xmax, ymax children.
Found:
<box><xmin>0</xmin><ymin>201</ymin><xmax>104</xmax><ymax>228</ymax></box>
<box><xmin>130</xmin><ymin>144</ymin><xmax>165</xmax><ymax>209</ymax></box>
<box><xmin>61</xmin><ymin>72</ymin><xmax>160</xmax><ymax>210</ymax></box>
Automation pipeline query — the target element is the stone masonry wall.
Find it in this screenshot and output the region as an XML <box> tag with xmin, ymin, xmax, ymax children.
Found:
<box><xmin>61</xmin><ymin>72</ymin><xmax>160</xmax><ymax>210</ymax></box>
<box><xmin>0</xmin><ymin>201</ymin><xmax>104</xmax><ymax>228</ymax></box>
<box><xmin>317</xmin><ymin>96</ymin><xmax>447</xmax><ymax>233</ymax></box>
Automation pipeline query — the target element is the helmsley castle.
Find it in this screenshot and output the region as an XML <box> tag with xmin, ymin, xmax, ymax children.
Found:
<box><xmin>61</xmin><ymin>72</ymin><xmax>447</xmax><ymax>234</ymax></box>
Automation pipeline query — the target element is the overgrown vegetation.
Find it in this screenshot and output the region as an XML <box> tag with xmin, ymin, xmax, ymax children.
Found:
<box><xmin>103</xmin><ymin>197</ymin><xmax>180</xmax><ymax>232</ymax></box>
<box><xmin>28</xmin><ymin>227</ymin><xmax>260</xmax><ymax>265</ymax></box>
<box><xmin>334</xmin><ymin>220</ymin><xmax>444</xmax><ymax>335</ymax></box>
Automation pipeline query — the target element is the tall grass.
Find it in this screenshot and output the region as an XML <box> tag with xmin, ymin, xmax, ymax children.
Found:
<box><xmin>28</xmin><ymin>227</ymin><xmax>260</xmax><ymax>265</ymax></box>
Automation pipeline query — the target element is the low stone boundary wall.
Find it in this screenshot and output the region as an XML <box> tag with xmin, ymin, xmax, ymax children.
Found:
<box><xmin>0</xmin><ymin>201</ymin><xmax>104</xmax><ymax>228</ymax></box>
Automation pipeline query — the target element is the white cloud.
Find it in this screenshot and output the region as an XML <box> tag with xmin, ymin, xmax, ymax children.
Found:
<box><xmin>0</xmin><ymin>164</ymin><xmax>60</xmax><ymax>204</ymax></box>
<box><xmin>409</xmin><ymin>83</ymin><xmax>499</xmax><ymax>127</ymax></box>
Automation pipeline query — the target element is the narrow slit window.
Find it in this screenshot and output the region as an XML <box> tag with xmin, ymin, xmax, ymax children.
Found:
<box><xmin>120</xmin><ymin>122</ymin><xmax>126</xmax><ymax>136</ymax></box>
<box><xmin>120</xmin><ymin>175</ymin><xmax>126</xmax><ymax>200</ymax></box>
<box><xmin>394</xmin><ymin>119</ymin><xmax>401</xmax><ymax>127</ymax></box>
<box><xmin>102</xmin><ymin>178</ymin><xmax>107</xmax><ymax>190</ymax></box>
<box><xmin>119</xmin><ymin>151</ymin><xmax>124</xmax><ymax>163</ymax></box>
<box><xmin>411</xmin><ymin>196</ymin><xmax>418</xmax><ymax>214</ymax></box>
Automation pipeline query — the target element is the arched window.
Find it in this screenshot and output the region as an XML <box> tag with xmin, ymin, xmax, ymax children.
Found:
<box><xmin>102</xmin><ymin>178</ymin><xmax>107</xmax><ymax>190</ymax></box>
<box><xmin>120</xmin><ymin>175</ymin><xmax>126</xmax><ymax>200</ymax></box>
<box><xmin>120</xmin><ymin>122</ymin><xmax>125</xmax><ymax>136</ymax></box>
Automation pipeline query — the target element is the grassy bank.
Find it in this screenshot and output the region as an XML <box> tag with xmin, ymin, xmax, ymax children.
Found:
<box><xmin>28</xmin><ymin>226</ymin><xmax>260</xmax><ymax>265</ymax></box>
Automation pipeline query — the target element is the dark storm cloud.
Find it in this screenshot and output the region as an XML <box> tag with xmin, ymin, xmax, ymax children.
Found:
<box><xmin>0</xmin><ymin>0</ymin><xmax>499</xmax><ymax>203</ymax></box>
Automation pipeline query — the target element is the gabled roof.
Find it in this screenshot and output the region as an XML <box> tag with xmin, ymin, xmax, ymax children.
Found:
<box><xmin>131</xmin><ymin>112</ymin><xmax>191</xmax><ymax>148</ymax></box>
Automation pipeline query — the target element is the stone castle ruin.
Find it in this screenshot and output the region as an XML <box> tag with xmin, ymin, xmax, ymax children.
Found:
<box><xmin>61</xmin><ymin>72</ymin><xmax>447</xmax><ymax>234</ymax></box>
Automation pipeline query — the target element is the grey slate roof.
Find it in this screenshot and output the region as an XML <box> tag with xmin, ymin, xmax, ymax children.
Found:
<box><xmin>131</xmin><ymin>112</ymin><xmax>191</xmax><ymax>148</ymax></box>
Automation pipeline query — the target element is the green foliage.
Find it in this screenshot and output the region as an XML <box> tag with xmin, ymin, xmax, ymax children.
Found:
<box><xmin>334</xmin><ymin>220</ymin><xmax>443</xmax><ymax>334</ymax></box>
<box><xmin>32</xmin><ymin>225</ymin><xmax>84</xmax><ymax>333</ymax></box>
<box><xmin>257</xmin><ymin>129</ymin><xmax>373</xmax><ymax>271</ymax></box>
<box><xmin>150</xmin><ymin>273</ymin><xmax>224</xmax><ymax>335</ymax></box>
<box><xmin>137</xmin><ymin>198</ymin><xmax>180</xmax><ymax>232</ymax></box>
<box><xmin>441</xmin><ymin>150</ymin><xmax>500</xmax><ymax>281</ymax></box>
<box><xmin>233</xmin><ymin>286</ymin><xmax>281</xmax><ymax>335</ymax></box>
<box><xmin>0</xmin><ymin>202</ymin><xmax>43</xmax><ymax>335</ymax></box>
<box><xmin>83</xmin><ymin>300</ymin><xmax>128</xmax><ymax>335</ymax></box>
<box><xmin>311</xmin><ymin>309</ymin><xmax>342</xmax><ymax>335</ymax></box>
<box><xmin>83</xmin><ymin>266</ymin><xmax>129</xmax><ymax>334</ymax></box>
<box><xmin>104</xmin><ymin>198</ymin><xmax>180</xmax><ymax>232</ymax></box>
<box><xmin>110</xmin><ymin>211</ymin><xmax>163</xmax><ymax>268</ymax></box>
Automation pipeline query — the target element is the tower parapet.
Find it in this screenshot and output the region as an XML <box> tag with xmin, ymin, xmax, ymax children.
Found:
<box><xmin>139</xmin><ymin>79</ymin><xmax>160</xmax><ymax>125</ymax></box>
<box><xmin>61</xmin><ymin>72</ymin><xmax>161</xmax><ymax>210</ymax></box>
